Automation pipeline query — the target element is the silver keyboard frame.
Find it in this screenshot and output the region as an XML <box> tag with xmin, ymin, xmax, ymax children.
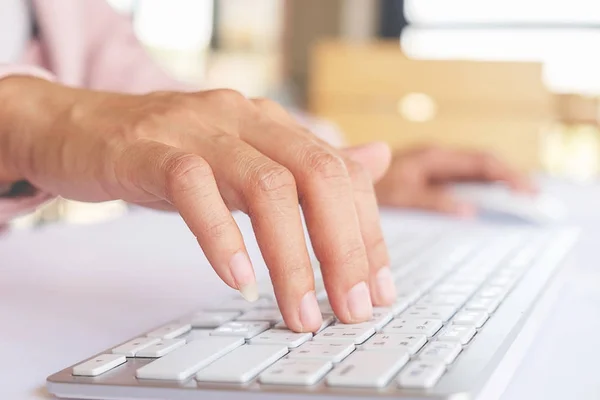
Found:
<box><xmin>46</xmin><ymin>230</ymin><xmax>578</xmax><ymax>400</ymax></box>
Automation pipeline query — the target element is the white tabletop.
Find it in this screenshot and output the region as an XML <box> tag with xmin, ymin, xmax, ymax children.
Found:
<box><xmin>2</xmin><ymin>178</ymin><xmax>600</xmax><ymax>400</ymax></box>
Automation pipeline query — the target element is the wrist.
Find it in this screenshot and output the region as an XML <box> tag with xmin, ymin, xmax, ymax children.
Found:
<box><xmin>0</xmin><ymin>76</ymin><xmax>74</xmax><ymax>183</ymax></box>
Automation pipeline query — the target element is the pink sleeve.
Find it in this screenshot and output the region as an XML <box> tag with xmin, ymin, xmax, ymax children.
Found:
<box><xmin>0</xmin><ymin>65</ymin><xmax>56</xmax><ymax>224</ymax></box>
<box><xmin>75</xmin><ymin>2</ymin><xmax>348</xmax><ymax>146</ymax></box>
<box><xmin>80</xmin><ymin>2</ymin><xmax>196</xmax><ymax>93</ymax></box>
<box><xmin>77</xmin><ymin>3</ymin><xmax>347</xmax><ymax>144</ymax></box>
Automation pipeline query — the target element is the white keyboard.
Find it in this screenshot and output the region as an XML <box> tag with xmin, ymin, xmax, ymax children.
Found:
<box><xmin>47</xmin><ymin>226</ymin><xmax>578</xmax><ymax>399</ymax></box>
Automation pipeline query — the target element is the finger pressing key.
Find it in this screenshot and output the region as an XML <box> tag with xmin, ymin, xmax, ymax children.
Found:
<box><xmin>194</xmin><ymin>133</ymin><xmax>323</xmax><ymax>333</ymax></box>
<box><xmin>241</xmin><ymin>118</ymin><xmax>373</xmax><ymax>324</ymax></box>
<box><xmin>343</xmin><ymin>143</ymin><xmax>396</xmax><ymax>306</ymax></box>
<box><xmin>115</xmin><ymin>140</ymin><xmax>258</xmax><ymax>302</ymax></box>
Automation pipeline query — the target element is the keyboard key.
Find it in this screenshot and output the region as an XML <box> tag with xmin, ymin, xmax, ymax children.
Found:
<box><xmin>136</xmin><ymin>339</ymin><xmax>186</xmax><ymax>358</ymax></box>
<box><xmin>487</xmin><ymin>275</ymin><xmax>518</xmax><ymax>288</ymax></box>
<box><xmin>185</xmin><ymin>329</ymin><xmax>213</xmax><ymax>342</ymax></box>
<box><xmin>390</xmin><ymin>297</ymin><xmax>411</xmax><ymax>315</ymax></box>
<box><xmin>444</xmin><ymin>275</ymin><xmax>486</xmax><ymax>286</ymax></box>
<box><xmin>260</xmin><ymin>359</ymin><xmax>332</xmax><ymax>386</ymax></box>
<box><xmin>419</xmin><ymin>341</ymin><xmax>461</xmax><ymax>364</ymax></box>
<box><xmin>397</xmin><ymin>360</ymin><xmax>446</xmax><ymax>388</ymax></box>
<box><xmin>195</xmin><ymin>344</ymin><xmax>288</xmax><ymax>383</ymax></box>
<box><xmin>402</xmin><ymin>305</ymin><xmax>457</xmax><ymax>322</ymax></box>
<box><xmin>112</xmin><ymin>337</ymin><xmax>160</xmax><ymax>357</ymax></box>
<box><xmin>452</xmin><ymin>270</ymin><xmax>489</xmax><ymax>283</ymax></box>
<box><xmin>452</xmin><ymin>311</ymin><xmax>489</xmax><ymax>328</ymax></box>
<box><xmin>237</xmin><ymin>309</ymin><xmax>283</xmax><ymax>324</ymax></box>
<box><xmin>383</xmin><ymin>318</ymin><xmax>442</xmax><ymax>337</ymax></box>
<box><xmin>191</xmin><ymin>311</ymin><xmax>240</xmax><ymax>328</ymax></box>
<box><xmin>136</xmin><ymin>337</ymin><xmax>244</xmax><ymax>380</ymax></box>
<box><xmin>418</xmin><ymin>294</ymin><xmax>468</xmax><ymax>308</ymax></box>
<box><xmin>477</xmin><ymin>286</ymin><xmax>509</xmax><ymax>299</ymax></box>
<box><xmin>275</xmin><ymin>314</ymin><xmax>334</xmax><ymax>333</ymax></box>
<box><xmin>495</xmin><ymin>269</ymin><xmax>523</xmax><ymax>281</ymax></box>
<box><xmin>147</xmin><ymin>323</ymin><xmax>191</xmax><ymax>339</ymax></box>
<box><xmin>404</xmin><ymin>276</ymin><xmax>438</xmax><ymax>293</ymax></box>
<box><xmin>326</xmin><ymin>350</ymin><xmax>409</xmax><ymax>388</ymax></box>
<box><xmin>249</xmin><ymin>329</ymin><xmax>312</xmax><ymax>348</ymax></box>
<box><xmin>398</xmin><ymin>276</ymin><xmax>431</xmax><ymax>290</ymax></box>
<box><xmin>315</xmin><ymin>323</ymin><xmax>375</xmax><ymax>344</ymax></box>
<box><xmin>394</xmin><ymin>285</ymin><xmax>422</xmax><ymax>303</ymax></box>
<box><xmin>288</xmin><ymin>341</ymin><xmax>355</xmax><ymax>363</ymax></box>
<box><xmin>211</xmin><ymin>321</ymin><xmax>270</xmax><ymax>339</ymax></box>
<box><xmin>361</xmin><ymin>333</ymin><xmax>427</xmax><ymax>355</ymax></box>
<box><xmin>371</xmin><ymin>307</ymin><xmax>395</xmax><ymax>330</ymax></box>
<box><xmin>466</xmin><ymin>296</ymin><xmax>501</xmax><ymax>314</ymax></box>
<box><xmin>437</xmin><ymin>325</ymin><xmax>476</xmax><ymax>344</ymax></box>
<box><xmin>72</xmin><ymin>354</ymin><xmax>126</xmax><ymax>377</ymax></box>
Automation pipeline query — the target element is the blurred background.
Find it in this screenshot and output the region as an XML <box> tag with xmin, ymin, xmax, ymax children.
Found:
<box><xmin>13</xmin><ymin>0</ymin><xmax>600</xmax><ymax>227</ymax></box>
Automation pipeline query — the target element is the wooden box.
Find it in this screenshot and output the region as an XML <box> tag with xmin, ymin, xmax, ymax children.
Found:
<box><xmin>308</xmin><ymin>40</ymin><xmax>554</xmax><ymax>171</ymax></box>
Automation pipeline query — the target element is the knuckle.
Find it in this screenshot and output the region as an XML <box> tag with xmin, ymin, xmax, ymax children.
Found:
<box><xmin>345</xmin><ymin>160</ymin><xmax>372</xmax><ymax>191</ymax></box>
<box><xmin>165</xmin><ymin>96</ymin><xmax>203</xmax><ymax>123</ymax></box>
<box><xmin>130</xmin><ymin>117</ymin><xmax>172</xmax><ymax>142</ymax></box>
<box><xmin>366</xmin><ymin>233</ymin><xmax>388</xmax><ymax>256</ymax></box>
<box><xmin>269</xmin><ymin>261</ymin><xmax>310</xmax><ymax>283</ymax></box>
<box><xmin>208</xmin><ymin>89</ymin><xmax>249</xmax><ymax>108</ymax></box>
<box><xmin>203</xmin><ymin>217</ymin><xmax>233</xmax><ymax>240</ymax></box>
<box><xmin>338</xmin><ymin>244</ymin><xmax>368</xmax><ymax>272</ymax></box>
<box><xmin>252</xmin><ymin>97</ymin><xmax>288</xmax><ymax>119</ymax></box>
<box><xmin>252</xmin><ymin>97</ymin><xmax>279</xmax><ymax>110</ymax></box>
<box><xmin>305</xmin><ymin>150</ymin><xmax>349</xmax><ymax>182</ymax></box>
<box><xmin>150</xmin><ymin>91</ymin><xmax>190</xmax><ymax>110</ymax></box>
<box><xmin>479</xmin><ymin>152</ymin><xmax>500</xmax><ymax>173</ymax></box>
<box><xmin>251</xmin><ymin>163</ymin><xmax>296</xmax><ymax>200</ymax></box>
<box><xmin>163</xmin><ymin>153</ymin><xmax>213</xmax><ymax>201</ymax></box>
<box><xmin>125</xmin><ymin>116</ymin><xmax>155</xmax><ymax>141</ymax></box>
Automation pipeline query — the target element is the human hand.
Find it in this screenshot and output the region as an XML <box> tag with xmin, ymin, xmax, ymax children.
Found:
<box><xmin>0</xmin><ymin>76</ymin><xmax>396</xmax><ymax>332</ymax></box>
<box><xmin>352</xmin><ymin>146</ymin><xmax>535</xmax><ymax>216</ymax></box>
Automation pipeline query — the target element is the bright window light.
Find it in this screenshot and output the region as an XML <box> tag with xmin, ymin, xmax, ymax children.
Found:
<box><xmin>405</xmin><ymin>0</ymin><xmax>600</xmax><ymax>25</ymax></box>
<box><xmin>105</xmin><ymin>0</ymin><xmax>136</xmax><ymax>14</ymax></box>
<box><xmin>216</xmin><ymin>0</ymin><xmax>284</xmax><ymax>51</ymax></box>
<box><xmin>401</xmin><ymin>28</ymin><xmax>600</xmax><ymax>95</ymax></box>
<box><xmin>133</xmin><ymin>0</ymin><xmax>214</xmax><ymax>51</ymax></box>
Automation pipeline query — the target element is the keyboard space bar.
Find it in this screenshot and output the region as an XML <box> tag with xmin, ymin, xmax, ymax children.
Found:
<box><xmin>136</xmin><ymin>337</ymin><xmax>244</xmax><ymax>381</ymax></box>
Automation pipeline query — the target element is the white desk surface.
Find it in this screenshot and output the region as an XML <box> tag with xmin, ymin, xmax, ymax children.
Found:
<box><xmin>2</xmin><ymin>178</ymin><xmax>600</xmax><ymax>400</ymax></box>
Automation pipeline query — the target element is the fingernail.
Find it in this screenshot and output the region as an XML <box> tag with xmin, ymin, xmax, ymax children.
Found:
<box><xmin>229</xmin><ymin>251</ymin><xmax>258</xmax><ymax>302</ymax></box>
<box><xmin>376</xmin><ymin>267</ymin><xmax>396</xmax><ymax>304</ymax></box>
<box><xmin>299</xmin><ymin>291</ymin><xmax>322</xmax><ymax>332</ymax></box>
<box><xmin>346</xmin><ymin>281</ymin><xmax>373</xmax><ymax>322</ymax></box>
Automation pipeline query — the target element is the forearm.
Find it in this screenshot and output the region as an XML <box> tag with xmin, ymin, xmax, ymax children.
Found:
<box><xmin>0</xmin><ymin>75</ymin><xmax>49</xmax><ymax>183</ymax></box>
<box><xmin>0</xmin><ymin>72</ymin><xmax>87</xmax><ymax>179</ymax></box>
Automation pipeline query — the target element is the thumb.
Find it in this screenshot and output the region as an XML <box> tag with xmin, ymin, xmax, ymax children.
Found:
<box><xmin>343</xmin><ymin>142</ymin><xmax>392</xmax><ymax>182</ymax></box>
